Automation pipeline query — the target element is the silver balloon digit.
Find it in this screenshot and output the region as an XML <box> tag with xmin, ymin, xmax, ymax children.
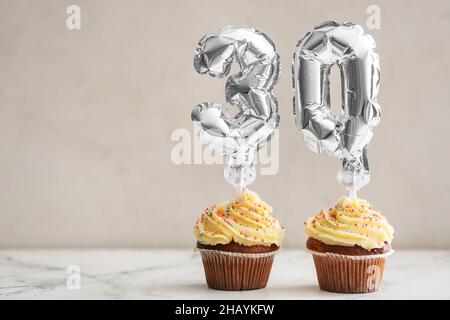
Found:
<box><xmin>293</xmin><ymin>21</ymin><xmax>381</xmax><ymax>192</ymax></box>
<box><xmin>192</xmin><ymin>26</ymin><xmax>280</xmax><ymax>191</ymax></box>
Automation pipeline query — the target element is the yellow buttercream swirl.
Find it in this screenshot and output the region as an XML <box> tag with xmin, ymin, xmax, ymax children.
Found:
<box><xmin>305</xmin><ymin>196</ymin><xmax>394</xmax><ymax>250</ymax></box>
<box><xmin>194</xmin><ymin>189</ymin><xmax>284</xmax><ymax>247</ymax></box>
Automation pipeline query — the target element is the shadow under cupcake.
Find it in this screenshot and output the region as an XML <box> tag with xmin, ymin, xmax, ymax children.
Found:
<box><xmin>194</xmin><ymin>189</ymin><xmax>284</xmax><ymax>291</ymax></box>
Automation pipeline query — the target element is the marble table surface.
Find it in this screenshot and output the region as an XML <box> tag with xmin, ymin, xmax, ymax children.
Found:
<box><xmin>0</xmin><ymin>249</ymin><xmax>449</xmax><ymax>300</ymax></box>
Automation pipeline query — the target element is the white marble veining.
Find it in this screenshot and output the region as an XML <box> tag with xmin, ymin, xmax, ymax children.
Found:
<box><xmin>0</xmin><ymin>249</ymin><xmax>449</xmax><ymax>299</ymax></box>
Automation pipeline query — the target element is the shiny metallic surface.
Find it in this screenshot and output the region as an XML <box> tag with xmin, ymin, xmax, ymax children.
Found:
<box><xmin>293</xmin><ymin>21</ymin><xmax>381</xmax><ymax>191</ymax></box>
<box><xmin>192</xmin><ymin>26</ymin><xmax>280</xmax><ymax>190</ymax></box>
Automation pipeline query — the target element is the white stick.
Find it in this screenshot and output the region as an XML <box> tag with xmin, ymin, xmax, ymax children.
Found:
<box><xmin>235</xmin><ymin>185</ymin><xmax>244</xmax><ymax>196</ymax></box>
<box><xmin>349</xmin><ymin>172</ymin><xmax>357</xmax><ymax>199</ymax></box>
<box><xmin>349</xmin><ymin>187</ymin><xmax>357</xmax><ymax>199</ymax></box>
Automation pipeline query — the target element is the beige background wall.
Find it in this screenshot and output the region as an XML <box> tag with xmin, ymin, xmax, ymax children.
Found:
<box><xmin>0</xmin><ymin>0</ymin><xmax>449</xmax><ymax>248</ymax></box>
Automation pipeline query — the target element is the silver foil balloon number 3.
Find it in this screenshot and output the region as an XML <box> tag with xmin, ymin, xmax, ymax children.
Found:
<box><xmin>293</xmin><ymin>22</ymin><xmax>381</xmax><ymax>192</ymax></box>
<box><xmin>192</xmin><ymin>26</ymin><xmax>280</xmax><ymax>191</ymax></box>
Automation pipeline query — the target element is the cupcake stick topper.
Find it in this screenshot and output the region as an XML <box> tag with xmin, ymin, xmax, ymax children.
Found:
<box><xmin>293</xmin><ymin>21</ymin><xmax>381</xmax><ymax>197</ymax></box>
<box><xmin>192</xmin><ymin>26</ymin><xmax>280</xmax><ymax>193</ymax></box>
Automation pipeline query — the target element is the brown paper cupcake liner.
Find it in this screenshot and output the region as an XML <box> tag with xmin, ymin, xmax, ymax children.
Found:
<box><xmin>307</xmin><ymin>249</ymin><xmax>394</xmax><ymax>293</ymax></box>
<box><xmin>196</xmin><ymin>248</ymin><xmax>278</xmax><ymax>291</ymax></box>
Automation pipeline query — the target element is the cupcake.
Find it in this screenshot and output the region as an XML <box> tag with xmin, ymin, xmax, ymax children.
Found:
<box><xmin>194</xmin><ymin>189</ymin><xmax>284</xmax><ymax>291</ymax></box>
<box><xmin>304</xmin><ymin>196</ymin><xmax>394</xmax><ymax>293</ymax></box>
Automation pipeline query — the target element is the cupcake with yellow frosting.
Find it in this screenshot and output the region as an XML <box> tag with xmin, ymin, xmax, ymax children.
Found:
<box><xmin>194</xmin><ymin>189</ymin><xmax>284</xmax><ymax>290</ymax></box>
<box><xmin>304</xmin><ymin>196</ymin><xmax>394</xmax><ymax>293</ymax></box>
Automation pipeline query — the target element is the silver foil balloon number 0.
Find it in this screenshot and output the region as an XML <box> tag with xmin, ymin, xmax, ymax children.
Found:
<box><xmin>293</xmin><ymin>21</ymin><xmax>381</xmax><ymax>191</ymax></box>
<box><xmin>192</xmin><ymin>26</ymin><xmax>280</xmax><ymax>190</ymax></box>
